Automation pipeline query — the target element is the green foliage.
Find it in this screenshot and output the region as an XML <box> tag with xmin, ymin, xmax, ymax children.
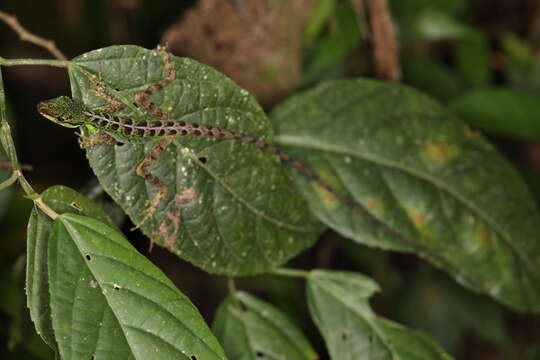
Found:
<box><xmin>450</xmin><ymin>88</ymin><xmax>540</xmax><ymax>140</ymax></box>
<box><xmin>2</xmin><ymin>2</ymin><xmax>540</xmax><ymax>357</ymax></box>
<box><xmin>303</xmin><ymin>2</ymin><xmax>364</xmax><ymax>83</ymax></box>
<box><xmin>27</xmin><ymin>186</ymin><xmax>226</xmax><ymax>359</ymax></box>
<box><xmin>213</xmin><ymin>292</ymin><xmax>317</xmax><ymax>359</ymax></box>
<box><xmin>272</xmin><ymin>79</ymin><xmax>540</xmax><ymax>312</ymax></box>
<box><xmin>69</xmin><ymin>46</ymin><xmax>322</xmax><ymax>275</ymax></box>
<box><xmin>307</xmin><ymin>270</ymin><xmax>452</xmax><ymax>359</ymax></box>
<box><xmin>401</xmin><ymin>57</ymin><xmax>464</xmax><ymax>100</ymax></box>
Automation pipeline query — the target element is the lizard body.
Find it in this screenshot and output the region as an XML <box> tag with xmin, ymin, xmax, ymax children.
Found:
<box><xmin>37</xmin><ymin>96</ymin><xmax>339</xmax><ymax>202</ymax></box>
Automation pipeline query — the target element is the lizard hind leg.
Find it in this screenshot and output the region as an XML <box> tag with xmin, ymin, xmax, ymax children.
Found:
<box><xmin>131</xmin><ymin>137</ymin><xmax>175</xmax><ymax>233</ymax></box>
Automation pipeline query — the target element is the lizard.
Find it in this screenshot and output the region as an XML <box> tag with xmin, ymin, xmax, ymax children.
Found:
<box><xmin>37</xmin><ymin>47</ymin><xmax>425</xmax><ymax>258</ymax></box>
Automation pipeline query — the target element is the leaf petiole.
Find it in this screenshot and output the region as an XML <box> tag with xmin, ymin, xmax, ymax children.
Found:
<box><xmin>270</xmin><ymin>267</ymin><xmax>309</xmax><ymax>278</ymax></box>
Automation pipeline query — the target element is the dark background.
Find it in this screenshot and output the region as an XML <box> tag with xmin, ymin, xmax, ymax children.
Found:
<box><xmin>1</xmin><ymin>1</ymin><xmax>540</xmax><ymax>359</ymax></box>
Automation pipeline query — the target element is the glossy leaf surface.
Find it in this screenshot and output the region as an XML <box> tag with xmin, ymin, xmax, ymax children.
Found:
<box><xmin>67</xmin><ymin>45</ymin><xmax>322</xmax><ymax>275</ymax></box>
<box><xmin>213</xmin><ymin>291</ymin><xmax>318</xmax><ymax>360</ymax></box>
<box><xmin>271</xmin><ymin>79</ymin><xmax>540</xmax><ymax>311</ymax></box>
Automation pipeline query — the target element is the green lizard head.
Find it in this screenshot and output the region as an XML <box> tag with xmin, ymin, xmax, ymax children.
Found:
<box><xmin>37</xmin><ymin>96</ymin><xmax>87</xmax><ymax>128</ymax></box>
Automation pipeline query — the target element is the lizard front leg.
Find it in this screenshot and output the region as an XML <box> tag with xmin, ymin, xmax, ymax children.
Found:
<box><xmin>77</xmin><ymin>131</ymin><xmax>117</xmax><ymax>149</ymax></box>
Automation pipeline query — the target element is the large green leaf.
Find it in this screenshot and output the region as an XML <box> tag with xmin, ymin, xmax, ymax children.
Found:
<box><xmin>271</xmin><ymin>79</ymin><xmax>540</xmax><ymax>312</ymax></box>
<box><xmin>307</xmin><ymin>270</ymin><xmax>452</xmax><ymax>360</ymax></box>
<box><xmin>48</xmin><ymin>213</ymin><xmax>226</xmax><ymax>359</ymax></box>
<box><xmin>212</xmin><ymin>291</ymin><xmax>318</xmax><ymax>360</ymax></box>
<box><xmin>67</xmin><ymin>45</ymin><xmax>322</xmax><ymax>275</ymax></box>
<box><xmin>449</xmin><ymin>88</ymin><xmax>540</xmax><ymax>140</ymax></box>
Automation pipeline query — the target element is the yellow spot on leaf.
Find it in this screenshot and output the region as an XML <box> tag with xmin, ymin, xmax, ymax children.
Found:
<box><xmin>365</xmin><ymin>197</ymin><xmax>384</xmax><ymax>216</ymax></box>
<box><xmin>474</xmin><ymin>221</ymin><xmax>492</xmax><ymax>249</ymax></box>
<box><xmin>312</xmin><ymin>170</ymin><xmax>342</xmax><ymax>208</ymax></box>
<box><xmin>409</xmin><ymin>210</ymin><xmax>425</xmax><ymax>227</ymax></box>
<box><xmin>464</xmin><ymin>125</ymin><xmax>479</xmax><ymax>138</ymax></box>
<box><xmin>421</xmin><ymin>140</ymin><xmax>460</xmax><ymax>168</ymax></box>
<box><xmin>315</xmin><ymin>184</ymin><xmax>337</xmax><ymax>208</ymax></box>
<box><xmin>407</xmin><ymin>209</ymin><xmax>434</xmax><ymax>239</ymax></box>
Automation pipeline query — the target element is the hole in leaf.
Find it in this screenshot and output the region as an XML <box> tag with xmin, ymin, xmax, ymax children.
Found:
<box><xmin>190</xmin><ymin>356</ymin><xmax>197</xmax><ymax>360</ymax></box>
<box><xmin>85</xmin><ymin>254</ymin><xmax>91</xmax><ymax>261</ymax></box>
<box><xmin>113</xmin><ymin>284</ymin><xmax>121</xmax><ymax>290</ymax></box>
<box><xmin>198</xmin><ymin>157</ymin><xmax>207</xmax><ymax>164</ymax></box>
<box><xmin>255</xmin><ymin>351</ymin><xmax>265</xmax><ymax>358</ymax></box>
<box><xmin>70</xmin><ymin>202</ymin><xmax>83</xmax><ymax>212</ymax></box>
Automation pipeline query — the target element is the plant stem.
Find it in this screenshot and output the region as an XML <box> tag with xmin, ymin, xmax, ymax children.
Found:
<box><xmin>270</xmin><ymin>267</ymin><xmax>309</xmax><ymax>278</ymax></box>
<box><xmin>227</xmin><ymin>276</ymin><xmax>237</xmax><ymax>295</ymax></box>
<box><xmin>0</xmin><ymin>57</ymin><xmax>70</xmax><ymax>68</ymax></box>
<box><xmin>0</xmin><ymin>66</ymin><xmax>59</xmax><ymax>220</ymax></box>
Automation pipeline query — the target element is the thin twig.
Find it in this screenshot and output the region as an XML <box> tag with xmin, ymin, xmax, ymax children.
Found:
<box><xmin>0</xmin><ymin>10</ymin><xmax>67</xmax><ymax>60</ymax></box>
<box><xmin>368</xmin><ymin>0</ymin><xmax>401</xmax><ymax>81</ymax></box>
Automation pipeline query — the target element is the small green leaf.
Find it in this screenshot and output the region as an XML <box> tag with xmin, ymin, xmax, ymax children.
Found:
<box><xmin>391</xmin><ymin>0</ymin><xmax>466</xmax><ymax>17</ymax></box>
<box><xmin>449</xmin><ymin>88</ymin><xmax>540</xmax><ymax>140</ymax></box>
<box><xmin>213</xmin><ymin>292</ymin><xmax>318</xmax><ymax>360</ymax></box>
<box><xmin>501</xmin><ymin>33</ymin><xmax>540</xmax><ymax>92</ymax></box>
<box><xmin>399</xmin><ymin>8</ymin><xmax>476</xmax><ymax>43</ymax></box>
<box><xmin>271</xmin><ymin>79</ymin><xmax>540</xmax><ymax>312</ymax></box>
<box><xmin>27</xmin><ymin>185</ymin><xmax>116</xmax><ymax>355</ymax></box>
<box><xmin>413</xmin><ymin>9</ymin><xmax>476</xmax><ymax>40</ymax></box>
<box><xmin>49</xmin><ymin>213</ymin><xmax>226</xmax><ymax>360</ymax></box>
<box><xmin>67</xmin><ymin>45</ymin><xmax>322</xmax><ymax>275</ymax></box>
<box><xmin>453</xmin><ymin>33</ymin><xmax>491</xmax><ymax>88</ymax></box>
<box><xmin>304</xmin><ymin>2</ymin><xmax>363</xmax><ymax>83</ymax></box>
<box><xmin>304</xmin><ymin>0</ymin><xmax>337</xmax><ymax>43</ymax></box>
<box><xmin>402</xmin><ymin>57</ymin><xmax>463</xmax><ymax>100</ymax></box>
<box><xmin>307</xmin><ymin>270</ymin><xmax>453</xmax><ymax>360</ymax></box>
